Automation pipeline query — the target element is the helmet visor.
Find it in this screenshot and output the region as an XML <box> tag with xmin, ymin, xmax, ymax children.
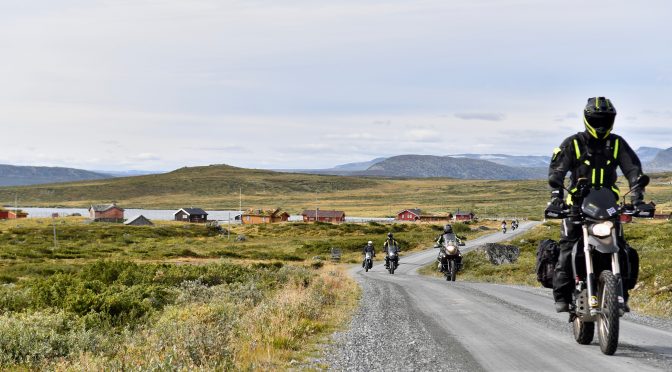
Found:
<box><xmin>585</xmin><ymin>113</ymin><xmax>615</xmax><ymax>137</ymax></box>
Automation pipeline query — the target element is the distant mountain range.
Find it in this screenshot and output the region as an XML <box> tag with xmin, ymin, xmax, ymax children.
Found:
<box><xmin>1</xmin><ymin>146</ymin><xmax>670</xmax><ymax>187</ymax></box>
<box><xmin>283</xmin><ymin>146</ymin><xmax>672</xmax><ymax>180</ymax></box>
<box><xmin>363</xmin><ymin>155</ymin><xmax>546</xmax><ymax>179</ymax></box>
<box><xmin>0</xmin><ymin>164</ymin><xmax>111</xmax><ymax>187</ymax></box>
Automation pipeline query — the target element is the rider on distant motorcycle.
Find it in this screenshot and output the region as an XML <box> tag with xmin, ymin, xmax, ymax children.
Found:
<box><xmin>435</xmin><ymin>224</ymin><xmax>463</xmax><ymax>271</ymax></box>
<box><xmin>383</xmin><ymin>233</ymin><xmax>400</xmax><ymax>269</ymax></box>
<box><xmin>362</xmin><ymin>241</ymin><xmax>375</xmax><ymax>268</ymax></box>
<box><xmin>547</xmin><ymin>97</ymin><xmax>652</xmax><ymax>313</ymax></box>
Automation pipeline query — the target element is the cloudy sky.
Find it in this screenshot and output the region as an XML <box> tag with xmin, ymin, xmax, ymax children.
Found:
<box><xmin>1</xmin><ymin>0</ymin><xmax>671</xmax><ymax>171</ymax></box>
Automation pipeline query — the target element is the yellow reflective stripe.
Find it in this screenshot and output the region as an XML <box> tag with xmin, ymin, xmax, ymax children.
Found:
<box><xmin>611</xmin><ymin>186</ymin><xmax>620</xmax><ymax>198</ymax></box>
<box><xmin>603</xmin><ymin>127</ymin><xmax>612</xmax><ymax>139</ymax></box>
<box><xmin>566</xmin><ymin>194</ymin><xmax>573</xmax><ymax>206</ymax></box>
<box><xmin>552</xmin><ymin>147</ymin><xmax>561</xmax><ymax>161</ymax></box>
<box><xmin>573</xmin><ymin>139</ymin><xmax>581</xmax><ymax>159</ymax></box>
<box><xmin>595</xmin><ymin>97</ymin><xmax>599</xmax><ymax>108</ymax></box>
<box><xmin>592</xmin><ymin>169</ymin><xmax>596</xmax><ymax>184</ymax></box>
<box><xmin>613</xmin><ymin>138</ymin><xmax>619</xmax><ymax>159</ymax></box>
<box><xmin>600</xmin><ymin>168</ymin><xmax>604</xmax><ymax>185</ymax></box>
<box><xmin>584</xmin><ymin>116</ymin><xmax>598</xmax><ymax>138</ymax></box>
<box><xmin>584</xmin><ymin>160</ymin><xmax>591</xmax><ymax>165</ymax></box>
<box><xmin>607</xmin><ymin>160</ymin><xmax>611</xmax><ymax>165</ymax></box>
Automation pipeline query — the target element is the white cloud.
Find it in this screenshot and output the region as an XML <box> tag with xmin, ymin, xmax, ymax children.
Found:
<box><xmin>454</xmin><ymin>112</ymin><xmax>506</xmax><ymax>121</ymax></box>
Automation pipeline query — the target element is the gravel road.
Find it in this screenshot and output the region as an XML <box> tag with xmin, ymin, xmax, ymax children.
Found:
<box><xmin>320</xmin><ymin>221</ymin><xmax>672</xmax><ymax>371</ymax></box>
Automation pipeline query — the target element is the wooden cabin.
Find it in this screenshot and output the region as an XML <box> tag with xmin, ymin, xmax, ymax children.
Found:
<box><xmin>174</xmin><ymin>208</ymin><xmax>208</xmax><ymax>223</ymax></box>
<box><xmin>302</xmin><ymin>209</ymin><xmax>346</xmax><ymax>223</ymax></box>
<box><xmin>89</xmin><ymin>203</ymin><xmax>124</xmax><ymax>223</ymax></box>
<box><xmin>241</xmin><ymin>208</ymin><xmax>290</xmax><ymax>224</ymax></box>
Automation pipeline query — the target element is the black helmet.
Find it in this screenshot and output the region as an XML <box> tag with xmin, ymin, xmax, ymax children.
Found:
<box><xmin>584</xmin><ymin>97</ymin><xmax>616</xmax><ymax>139</ymax></box>
<box><xmin>387</xmin><ymin>232</ymin><xmax>393</xmax><ymax>239</ymax></box>
<box><xmin>443</xmin><ymin>224</ymin><xmax>453</xmax><ymax>233</ymax></box>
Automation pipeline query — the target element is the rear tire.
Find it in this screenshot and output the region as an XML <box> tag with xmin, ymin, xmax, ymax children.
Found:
<box><xmin>573</xmin><ymin>317</ymin><xmax>594</xmax><ymax>345</ymax></box>
<box><xmin>597</xmin><ymin>270</ymin><xmax>620</xmax><ymax>355</ymax></box>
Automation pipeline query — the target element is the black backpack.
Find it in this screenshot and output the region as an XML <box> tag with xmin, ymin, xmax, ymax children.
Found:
<box><xmin>536</xmin><ymin>239</ymin><xmax>559</xmax><ymax>288</ymax></box>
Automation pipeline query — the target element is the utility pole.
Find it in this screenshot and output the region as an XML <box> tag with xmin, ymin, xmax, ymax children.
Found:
<box><xmin>52</xmin><ymin>215</ymin><xmax>58</xmax><ymax>248</ymax></box>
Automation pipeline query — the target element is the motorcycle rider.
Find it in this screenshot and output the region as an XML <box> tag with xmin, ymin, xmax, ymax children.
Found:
<box><xmin>512</xmin><ymin>220</ymin><xmax>519</xmax><ymax>230</ymax></box>
<box><xmin>362</xmin><ymin>241</ymin><xmax>375</xmax><ymax>268</ymax></box>
<box><xmin>435</xmin><ymin>224</ymin><xmax>463</xmax><ymax>271</ymax></box>
<box><xmin>547</xmin><ymin>97</ymin><xmax>649</xmax><ymax>313</ymax></box>
<box><xmin>501</xmin><ymin>220</ymin><xmax>507</xmax><ymax>233</ymax></box>
<box><xmin>383</xmin><ymin>232</ymin><xmax>400</xmax><ymax>269</ymax></box>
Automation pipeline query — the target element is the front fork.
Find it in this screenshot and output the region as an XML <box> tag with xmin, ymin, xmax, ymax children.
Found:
<box><xmin>582</xmin><ymin>226</ymin><xmax>625</xmax><ymax>315</ymax></box>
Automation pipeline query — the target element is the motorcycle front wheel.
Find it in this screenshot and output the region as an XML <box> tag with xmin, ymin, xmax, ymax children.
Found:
<box><xmin>597</xmin><ymin>270</ymin><xmax>620</xmax><ymax>355</ymax></box>
<box><xmin>449</xmin><ymin>260</ymin><xmax>457</xmax><ymax>281</ymax></box>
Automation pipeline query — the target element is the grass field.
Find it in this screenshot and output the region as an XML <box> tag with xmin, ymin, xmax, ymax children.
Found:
<box><xmin>0</xmin><ymin>217</ymin><xmax>497</xmax><ymax>369</ymax></box>
<box><xmin>420</xmin><ymin>220</ymin><xmax>672</xmax><ymax>318</ymax></box>
<box><xmin>2</xmin><ymin>164</ymin><xmax>670</xmax><ymax>218</ymax></box>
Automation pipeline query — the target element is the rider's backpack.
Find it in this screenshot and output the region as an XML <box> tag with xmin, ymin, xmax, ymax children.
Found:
<box><xmin>536</xmin><ymin>239</ymin><xmax>559</xmax><ymax>289</ymax></box>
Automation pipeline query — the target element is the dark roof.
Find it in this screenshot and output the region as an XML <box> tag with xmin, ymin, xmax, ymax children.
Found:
<box><xmin>124</xmin><ymin>215</ymin><xmax>153</xmax><ymax>225</ymax></box>
<box><xmin>89</xmin><ymin>204</ymin><xmax>124</xmax><ymax>212</ymax></box>
<box><xmin>302</xmin><ymin>210</ymin><xmax>345</xmax><ymax>218</ymax></box>
<box><xmin>175</xmin><ymin>208</ymin><xmax>208</xmax><ymax>216</ymax></box>
<box><xmin>398</xmin><ymin>209</ymin><xmax>422</xmax><ymax>216</ymax></box>
<box><xmin>454</xmin><ymin>211</ymin><xmax>474</xmax><ymax>216</ymax></box>
<box><xmin>242</xmin><ymin>208</ymin><xmax>284</xmax><ymax>217</ymax></box>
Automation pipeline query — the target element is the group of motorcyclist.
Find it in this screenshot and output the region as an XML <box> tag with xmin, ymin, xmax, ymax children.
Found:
<box><xmin>361</xmin><ymin>224</ymin><xmax>465</xmax><ymax>274</ymax></box>
<box><xmin>361</xmin><ymin>232</ymin><xmax>401</xmax><ymax>270</ymax></box>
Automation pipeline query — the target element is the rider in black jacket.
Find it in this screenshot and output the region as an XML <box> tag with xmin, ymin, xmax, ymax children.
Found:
<box><xmin>548</xmin><ymin>97</ymin><xmax>647</xmax><ymax>313</ymax></box>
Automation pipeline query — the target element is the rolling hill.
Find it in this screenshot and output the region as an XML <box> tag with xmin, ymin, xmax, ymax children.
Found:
<box><xmin>0</xmin><ymin>164</ymin><xmax>111</xmax><ymax>186</ymax></box>
<box><xmin>363</xmin><ymin>155</ymin><xmax>547</xmax><ymax>179</ymax></box>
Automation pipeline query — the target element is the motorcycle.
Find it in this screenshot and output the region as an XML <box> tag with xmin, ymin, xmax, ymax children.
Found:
<box><xmin>363</xmin><ymin>252</ymin><xmax>373</xmax><ymax>272</ymax></box>
<box><xmin>511</xmin><ymin>222</ymin><xmax>518</xmax><ymax>231</ymax></box>
<box><xmin>502</xmin><ymin>226</ymin><xmax>507</xmax><ymax>234</ymax></box>
<box><xmin>545</xmin><ymin>175</ymin><xmax>653</xmax><ymax>355</ymax></box>
<box><xmin>386</xmin><ymin>244</ymin><xmax>399</xmax><ymax>274</ymax></box>
<box><xmin>436</xmin><ymin>235</ymin><xmax>463</xmax><ymax>281</ymax></box>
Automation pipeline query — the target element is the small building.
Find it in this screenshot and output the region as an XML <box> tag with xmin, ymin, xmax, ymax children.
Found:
<box><xmin>0</xmin><ymin>209</ymin><xmax>28</xmax><ymax>219</ymax></box>
<box><xmin>302</xmin><ymin>209</ymin><xmax>346</xmax><ymax>223</ymax></box>
<box><xmin>454</xmin><ymin>211</ymin><xmax>475</xmax><ymax>222</ymax></box>
<box><xmin>89</xmin><ymin>203</ymin><xmax>124</xmax><ymax>222</ymax></box>
<box><xmin>397</xmin><ymin>209</ymin><xmax>422</xmax><ymax>221</ymax></box>
<box><xmin>396</xmin><ymin>209</ymin><xmax>453</xmax><ymax>222</ymax></box>
<box><xmin>241</xmin><ymin>208</ymin><xmax>290</xmax><ymax>224</ymax></box>
<box><xmin>125</xmin><ymin>215</ymin><xmax>153</xmax><ymax>226</ymax></box>
<box><xmin>174</xmin><ymin>208</ymin><xmax>209</xmax><ymax>223</ymax></box>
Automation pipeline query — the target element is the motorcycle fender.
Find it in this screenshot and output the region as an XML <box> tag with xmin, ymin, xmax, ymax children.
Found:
<box><xmin>587</xmin><ymin>235</ymin><xmax>618</xmax><ymax>254</ymax></box>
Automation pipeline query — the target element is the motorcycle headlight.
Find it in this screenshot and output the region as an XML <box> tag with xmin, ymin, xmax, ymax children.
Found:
<box><xmin>591</xmin><ymin>221</ymin><xmax>614</xmax><ymax>238</ymax></box>
<box><xmin>446</xmin><ymin>245</ymin><xmax>457</xmax><ymax>255</ymax></box>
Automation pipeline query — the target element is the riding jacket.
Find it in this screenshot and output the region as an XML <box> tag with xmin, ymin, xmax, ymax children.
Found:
<box><xmin>548</xmin><ymin>132</ymin><xmax>644</xmax><ymax>204</ymax></box>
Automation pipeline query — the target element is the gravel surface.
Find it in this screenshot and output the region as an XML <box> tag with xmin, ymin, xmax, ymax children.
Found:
<box><xmin>322</xmin><ymin>276</ymin><xmax>483</xmax><ymax>372</ymax></box>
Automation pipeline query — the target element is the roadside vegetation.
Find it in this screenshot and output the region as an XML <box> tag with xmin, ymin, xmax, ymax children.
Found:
<box><xmin>420</xmin><ymin>220</ymin><xmax>672</xmax><ymax>318</ymax></box>
<box><xmin>0</xmin><ymin>217</ymin><xmax>494</xmax><ymax>369</ymax></box>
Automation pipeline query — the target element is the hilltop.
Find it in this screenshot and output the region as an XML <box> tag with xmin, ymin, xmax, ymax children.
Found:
<box><xmin>0</xmin><ymin>164</ymin><xmax>111</xmax><ymax>186</ymax></box>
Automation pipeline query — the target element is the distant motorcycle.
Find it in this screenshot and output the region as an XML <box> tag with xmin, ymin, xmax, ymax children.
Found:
<box><xmin>545</xmin><ymin>176</ymin><xmax>654</xmax><ymax>355</ymax></box>
<box><xmin>386</xmin><ymin>244</ymin><xmax>399</xmax><ymax>274</ymax></box>
<box><xmin>511</xmin><ymin>221</ymin><xmax>519</xmax><ymax>231</ymax></box>
<box><xmin>436</xmin><ymin>236</ymin><xmax>462</xmax><ymax>281</ymax></box>
<box><xmin>502</xmin><ymin>226</ymin><xmax>507</xmax><ymax>234</ymax></box>
<box><xmin>363</xmin><ymin>252</ymin><xmax>373</xmax><ymax>272</ymax></box>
